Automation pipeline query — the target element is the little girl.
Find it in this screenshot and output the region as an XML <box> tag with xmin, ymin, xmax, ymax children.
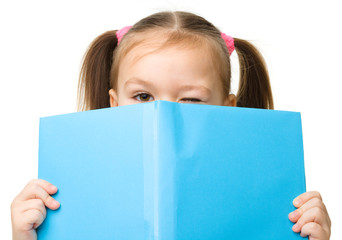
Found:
<box><xmin>11</xmin><ymin>11</ymin><xmax>331</xmax><ymax>239</ymax></box>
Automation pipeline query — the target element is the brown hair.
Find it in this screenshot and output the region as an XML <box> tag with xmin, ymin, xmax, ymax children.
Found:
<box><xmin>77</xmin><ymin>11</ymin><xmax>273</xmax><ymax>111</ymax></box>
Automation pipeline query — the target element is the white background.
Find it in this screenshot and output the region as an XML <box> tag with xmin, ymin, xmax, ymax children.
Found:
<box><xmin>0</xmin><ymin>0</ymin><xmax>341</xmax><ymax>239</ymax></box>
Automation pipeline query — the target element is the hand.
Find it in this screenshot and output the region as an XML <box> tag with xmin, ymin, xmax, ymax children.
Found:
<box><xmin>288</xmin><ymin>191</ymin><xmax>331</xmax><ymax>240</ymax></box>
<box><xmin>11</xmin><ymin>179</ymin><xmax>60</xmax><ymax>240</ymax></box>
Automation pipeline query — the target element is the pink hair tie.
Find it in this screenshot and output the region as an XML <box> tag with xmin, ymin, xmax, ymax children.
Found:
<box><xmin>116</xmin><ymin>26</ymin><xmax>132</xmax><ymax>44</ymax></box>
<box><xmin>221</xmin><ymin>33</ymin><xmax>235</xmax><ymax>55</ymax></box>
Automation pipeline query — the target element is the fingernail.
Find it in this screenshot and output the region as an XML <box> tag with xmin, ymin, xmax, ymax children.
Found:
<box><xmin>292</xmin><ymin>223</ymin><xmax>300</xmax><ymax>232</ymax></box>
<box><xmin>51</xmin><ymin>198</ymin><xmax>60</xmax><ymax>208</ymax></box>
<box><xmin>51</xmin><ymin>185</ymin><xmax>58</xmax><ymax>192</ymax></box>
<box><xmin>293</xmin><ymin>198</ymin><xmax>302</xmax><ymax>207</ymax></box>
<box><xmin>289</xmin><ymin>211</ymin><xmax>299</xmax><ymax>219</ymax></box>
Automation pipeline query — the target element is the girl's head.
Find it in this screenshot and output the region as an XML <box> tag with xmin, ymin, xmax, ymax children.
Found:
<box><xmin>78</xmin><ymin>11</ymin><xmax>273</xmax><ymax>110</ymax></box>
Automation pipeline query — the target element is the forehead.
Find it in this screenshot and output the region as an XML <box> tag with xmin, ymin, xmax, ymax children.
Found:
<box><xmin>122</xmin><ymin>43</ymin><xmax>213</xmax><ymax>70</ymax></box>
<box><xmin>120</xmin><ymin>32</ymin><xmax>219</xmax><ymax>72</ymax></box>
<box><xmin>118</xmin><ymin>40</ymin><xmax>218</xmax><ymax>86</ymax></box>
<box><xmin>120</xmin><ymin>31</ymin><xmax>215</xmax><ymax>64</ymax></box>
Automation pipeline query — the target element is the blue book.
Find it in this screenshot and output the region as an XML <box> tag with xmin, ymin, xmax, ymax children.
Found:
<box><xmin>38</xmin><ymin>100</ymin><xmax>306</xmax><ymax>239</ymax></box>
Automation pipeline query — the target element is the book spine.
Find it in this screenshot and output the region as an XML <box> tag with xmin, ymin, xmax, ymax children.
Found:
<box><xmin>144</xmin><ymin>101</ymin><xmax>178</xmax><ymax>240</ymax></box>
<box><xmin>156</xmin><ymin>101</ymin><xmax>178</xmax><ymax>240</ymax></box>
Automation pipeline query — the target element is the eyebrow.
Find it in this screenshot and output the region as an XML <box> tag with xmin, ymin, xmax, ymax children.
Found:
<box><xmin>124</xmin><ymin>78</ymin><xmax>154</xmax><ymax>88</ymax></box>
<box><xmin>124</xmin><ymin>77</ymin><xmax>212</xmax><ymax>95</ymax></box>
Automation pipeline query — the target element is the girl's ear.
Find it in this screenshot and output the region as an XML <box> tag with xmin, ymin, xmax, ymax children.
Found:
<box><xmin>224</xmin><ymin>94</ymin><xmax>237</xmax><ymax>107</ymax></box>
<box><xmin>109</xmin><ymin>89</ymin><xmax>118</xmax><ymax>107</ymax></box>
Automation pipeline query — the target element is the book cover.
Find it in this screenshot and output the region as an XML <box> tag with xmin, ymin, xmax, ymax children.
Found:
<box><xmin>38</xmin><ymin>100</ymin><xmax>306</xmax><ymax>239</ymax></box>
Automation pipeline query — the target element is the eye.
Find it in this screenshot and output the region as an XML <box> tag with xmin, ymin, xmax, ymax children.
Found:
<box><xmin>134</xmin><ymin>92</ymin><xmax>154</xmax><ymax>102</ymax></box>
<box><xmin>181</xmin><ymin>98</ymin><xmax>202</xmax><ymax>103</ymax></box>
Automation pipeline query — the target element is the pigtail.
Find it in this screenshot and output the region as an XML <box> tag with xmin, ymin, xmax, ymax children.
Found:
<box><xmin>77</xmin><ymin>30</ymin><xmax>118</xmax><ymax>111</ymax></box>
<box><xmin>234</xmin><ymin>38</ymin><xmax>274</xmax><ymax>109</ymax></box>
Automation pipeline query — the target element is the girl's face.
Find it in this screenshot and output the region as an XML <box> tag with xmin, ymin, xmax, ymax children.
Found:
<box><xmin>109</xmin><ymin>44</ymin><xmax>236</xmax><ymax>107</ymax></box>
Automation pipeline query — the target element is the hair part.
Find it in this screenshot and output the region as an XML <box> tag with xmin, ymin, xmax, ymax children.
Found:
<box><xmin>77</xmin><ymin>11</ymin><xmax>274</xmax><ymax>111</ymax></box>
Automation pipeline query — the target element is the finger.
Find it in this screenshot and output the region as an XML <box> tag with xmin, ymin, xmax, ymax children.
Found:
<box><xmin>293</xmin><ymin>191</ymin><xmax>322</xmax><ymax>208</ymax></box>
<box><xmin>19</xmin><ymin>180</ymin><xmax>60</xmax><ymax>210</ymax></box>
<box><xmin>19</xmin><ymin>199</ymin><xmax>47</xmax><ymax>219</ymax></box>
<box><xmin>22</xmin><ymin>208</ymin><xmax>45</xmax><ymax>230</ymax></box>
<box><xmin>17</xmin><ymin>179</ymin><xmax>58</xmax><ymax>200</ymax></box>
<box><xmin>289</xmin><ymin>197</ymin><xmax>327</xmax><ymax>223</ymax></box>
<box><xmin>11</xmin><ymin>199</ymin><xmax>45</xmax><ymax>232</ymax></box>
<box><xmin>292</xmin><ymin>207</ymin><xmax>329</xmax><ymax>233</ymax></box>
<box><xmin>29</xmin><ymin>179</ymin><xmax>58</xmax><ymax>195</ymax></box>
<box><xmin>300</xmin><ymin>222</ymin><xmax>329</xmax><ymax>239</ymax></box>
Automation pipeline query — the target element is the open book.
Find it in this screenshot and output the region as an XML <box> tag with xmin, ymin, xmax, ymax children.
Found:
<box><xmin>38</xmin><ymin>101</ymin><xmax>306</xmax><ymax>239</ymax></box>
